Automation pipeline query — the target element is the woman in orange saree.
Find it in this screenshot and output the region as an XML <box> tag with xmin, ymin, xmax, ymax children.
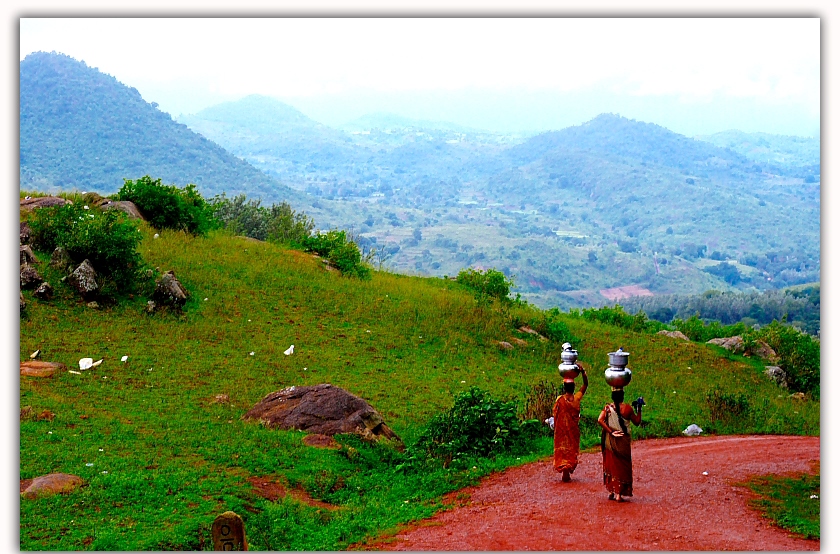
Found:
<box><xmin>552</xmin><ymin>368</ymin><xmax>588</xmax><ymax>482</ymax></box>
<box><xmin>597</xmin><ymin>389</ymin><xmax>642</xmax><ymax>501</ymax></box>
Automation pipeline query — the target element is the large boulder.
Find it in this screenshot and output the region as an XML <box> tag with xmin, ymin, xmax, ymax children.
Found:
<box><xmin>153</xmin><ymin>270</ymin><xmax>188</xmax><ymax>308</ymax></box>
<box><xmin>20</xmin><ymin>264</ymin><xmax>43</xmax><ymax>289</ymax></box>
<box><xmin>21</xmin><ymin>473</ymin><xmax>83</xmax><ymax>499</ymax></box>
<box><xmin>20</xmin><ymin>196</ymin><xmax>71</xmax><ymax>211</ymax></box>
<box><xmin>33</xmin><ymin>282</ymin><xmax>54</xmax><ymax>300</ymax></box>
<box><xmin>657</xmin><ymin>330</ymin><xmax>690</xmax><ymax>341</ymax></box>
<box><xmin>242</xmin><ymin>384</ymin><xmax>402</xmax><ymax>445</ymax></box>
<box><xmin>66</xmin><ymin>259</ymin><xmax>99</xmax><ymax>299</ymax></box>
<box><xmin>100</xmin><ymin>200</ymin><xmax>145</xmax><ymax>220</ymax></box>
<box><xmin>754</xmin><ymin>340</ymin><xmax>778</xmax><ymax>361</ymax></box>
<box><xmin>764</xmin><ymin>366</ymin><xmax>788</xmax><ymax>388</ymax></box>
<box><xmin>49</xmin><ymin>246</ymin><xmax>73</xmax><ymax>271</ymax></box>
<box><xmin>20</xmin><ymin>222</ymin><xmax>31</xmax><ymax>245</ymax></box>
<box><xmin>707</xmin><ymin>335</ymin><xmax>745</xmax><ymax>353</ymax></box>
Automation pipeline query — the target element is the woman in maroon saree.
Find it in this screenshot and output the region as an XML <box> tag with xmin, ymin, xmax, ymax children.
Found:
<box><xmin>597</xmin><ymin>388</ymin><xmax>642</xmax><ymax>501</ymax></box>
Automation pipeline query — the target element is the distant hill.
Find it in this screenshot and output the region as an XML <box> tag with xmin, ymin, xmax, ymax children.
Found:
<box><xmin>695</xmin><ymin>130</ymin><xmax>820</xmax><ymax>181</ymax></box>
<box><xmin>19</xmin><ymin>52</ymin><xmax>293</xmax><ymax>201</ymax></box>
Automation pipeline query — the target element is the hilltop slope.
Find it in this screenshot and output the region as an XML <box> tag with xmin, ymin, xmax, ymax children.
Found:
<box><xmin>19</xmin><ymin>52</ymin><xmax>294</xmax><ymax>201</ymax></box>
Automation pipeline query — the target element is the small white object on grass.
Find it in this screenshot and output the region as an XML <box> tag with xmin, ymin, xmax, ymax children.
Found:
<box><xmin>683</xmin><ymin>424</ymin><xmax>703</xmax><ymax>436</ymax></box>
<box><xmin>284</xmin><ymin>345</ymin><xmax>295</xmax><ymax>355</ymax></box>
<box><xmin>79</xmin><ymin>358</ymin><xmax>94</xmax><ymax>370</ymax></box>
<box><xmin>153</xmin><ymin>233</ymin><xmax>160</xmax><ymax>239</ymax></box>
<box><xmin>249</xmin><ymin>352</ymin><xmax>255</xmax><ymax>356</ymax></box>
<box><xmin>545</xmin><ymin>417</ymin><xmax>555</xmax><ymax>430</ymax></box>
<box><xmin>91</xmin><ymin>359</ymin><xmax>103</xmax><ymax>368</ymax></box>
<box><xmin>811</xmin><ymin>495</ymin><xmax>819</xmax><ymax>499</ymax></box>
<box><xmin>68</xmin><ymin>370</ymin><xmax>81</xmax><ymax>375</ymax></box>
<box><xmin>121</xmin><ymin>355</ymin><xmax>128</xmax><ymax>362</ymax></box>
<box><xmin>30</xmin><ymin>349</ymin><xmax>40</xmax><ymax>359</ymax></box>
<box><xmin>204</xmin><ymin>298</ymin><xmax>208</xmax><ymax>301</ymax></box>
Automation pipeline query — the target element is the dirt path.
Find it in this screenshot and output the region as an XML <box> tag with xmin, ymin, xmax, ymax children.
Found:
<box><xmin>365</xmin><ymin>435</ymin><xmax>819</xmax><ymax>551</ymax></box>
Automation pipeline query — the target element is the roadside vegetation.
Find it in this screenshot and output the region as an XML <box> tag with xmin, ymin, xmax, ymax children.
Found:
<box><xmin>20</xmin><ymin>182</ymin><xmax>819</xmax><ymax>550</ymax></box>
<box><xmin>738</xmin><ymin>466</ymin><xmax>820</xmax><ymax>540</ymax></box>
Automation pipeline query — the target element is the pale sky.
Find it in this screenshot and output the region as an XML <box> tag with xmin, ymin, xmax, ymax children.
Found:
<box><xmin>19</xmin><ymin>17</ymin><xmax>820</xmax><ymax>136</ymax></box>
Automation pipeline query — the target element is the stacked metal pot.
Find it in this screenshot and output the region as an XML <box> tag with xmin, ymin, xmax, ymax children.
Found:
<box><xmin>557</xmin><ymin>342</ymin><xmax>581</xmax><ymax>382</ymax></box>
<box><xmin>604</xmin><ymin>347</ymin><xmax>632</xmax><ymax>389</ymax></box>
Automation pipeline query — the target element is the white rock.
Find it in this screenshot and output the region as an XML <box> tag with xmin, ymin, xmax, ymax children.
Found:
<box><xmin>702</xmin><ymin>471</ymin><xmax>709</xmax><ymax>476</ymax></box>
<box><xmin>284</xmin><ymin>345</ymin><xmax>295</xmax><ymax>355</ymax></box>
<box><xmin>683</xmin><ymin>424</ymin><xmax>703</xmax><ymax>436</ymax></box>
<box><xmin>90</xmin><ymin>359</ymin><xmax>103</xmax><ymax>368</ymax></box>
<box><xmin>121</xmin><ymin>355</ymin><xmax>128</xmax><ymax>362</ymax></box>
<box><xmin>79</xmin><ymin>357</ymin><xmax>93</xmax><ymax>370</ymax></box>
<box><xmin>30</xmin><ymin>349</ymin><xmax>40</xmax><ymax>359</ymax></box>
<box><xmin>153</xmin><ymin>233</ymin><xmax>160</xmax><ymax>239</ymax></box>
<box><xmin>249</xmin><ymin>351</ymin><xmax>255</xmax><ymax>356</ymax></box>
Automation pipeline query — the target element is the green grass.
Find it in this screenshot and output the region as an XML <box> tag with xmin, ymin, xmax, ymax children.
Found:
<box><xmin>20</xmin><ymin>223</ymin><xmax>819</xmax><ymax>550</ymax></box>
<box><xmin>738</xmin><ymin>466</ymin><xmax>820</xmax><ymax>540</ymax></box>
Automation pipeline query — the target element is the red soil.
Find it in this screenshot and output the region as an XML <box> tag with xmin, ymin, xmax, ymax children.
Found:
<box><xmin>365</xmin><ymin>435</ymin><xmax>819</xmax><ymax>551</ymax></box>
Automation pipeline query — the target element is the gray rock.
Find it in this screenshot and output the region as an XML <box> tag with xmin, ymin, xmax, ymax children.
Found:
<box><xmin>764</xmin><ymin>366</ymin><xmax>787</xmax><ymax>388</ymax></box>
<box><xmin>66</xmin><ymin>260</ymin><xmax>99</xmax><ymax>299</ymax></box>
<box><xmin>49</xmin><ymin>247</ymin><xmax>73</xmax><ymax>271</ymax></box>
<box><xmin>498</xmin><ymin>341</ymin><xmax>514</xmax><ymax>351</ymax></box>
<box><xmin>20</xmin><ymin>245</ymin><xmax>37</xmax><ymax>265</ymax></box>
<box><xmin>33</xmin><ymin>282</ymin><xmax>53</xmax><ymax>300</ymax></box>
<box><xmin>21</xmin><ymin>473</ymin><xmax>83</xmax><ymax>499</ymax></box>
<box><xmin>153</xmin><ymin>270</ymin><xmax>188</xmax><ymax>308</ymax></box>
<box><xmin>754</xmin><ymin>340</ymin><xmax>778</xmax><ymax>361</ymax></box>
<box><xmin>242</xmin><ymin>384</ymin><xmax>402</xmax><ymax>445</ymax></box>
<box><xmin>20</xmin><ymin>222</ymin><xmax>31</xmax><ymax>245</ymax></box>
<box><xmin>19</xmin><ymin>196</ymin><xmax>71</xmax><ymax>211</ymax></box>
<box><xmin>20</xmin><ymin>292</ymin><xmax>26</xmax><ymax>314</ymax></box>
<box><xmin>707</xmin><ymin>335</ymin><xmax>745</xmax><ymax>353</ymax></box>
<box><xmin>145</xmin><ymin>300</ymin><xmax>157</xmax><ymax>314</ymax></box>
<box><xmin>657</xmin><ymin>330</ymin><xmax>690</xmax><ymax>341</ymax></box>
<box><xmin>20</xmin><ymin>264</ymin><xmax>43</xmax><ymax>289</ymax></box>
<box><xmin>100</xmin><ymin>200</ymin><xmax>145</xmax><ymax>220</ymax></box>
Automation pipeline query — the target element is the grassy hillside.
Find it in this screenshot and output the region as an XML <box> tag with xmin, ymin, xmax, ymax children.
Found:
<box><xmin>20</xmin><ymin>219</ymin><xmax>818</xmax><ymax>550</ymax></box>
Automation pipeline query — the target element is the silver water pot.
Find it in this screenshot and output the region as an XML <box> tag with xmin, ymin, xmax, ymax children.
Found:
<box><xmin>604</xmin><ymin>348</ymin><xmax>632</xmax><ymax>388</ymax></box>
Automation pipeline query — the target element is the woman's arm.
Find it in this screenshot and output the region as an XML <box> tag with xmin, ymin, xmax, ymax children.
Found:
<box><xmin>578</xmin><ymin>366</ymin><xmax>589</xmax><ymax>396</ymax></box>
<box><xmin>624</xmin><ymin>403</ymin><xmax>642</xmax><ymax>425</ymax></box>
<box><xmin>597</xmin><ymin>408</ymin><xmax>611</xmax><ymax>433</ymax></box>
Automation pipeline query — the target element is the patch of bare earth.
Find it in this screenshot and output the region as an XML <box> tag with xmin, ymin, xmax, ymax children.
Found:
<box><xmin>599</xmin><ymin>285</ymin><xmax>654</xmax><ymax>302</ymax></box>
<box><xmin>247</xmin><ymin>476</ymin><xmax>339</xmax><ymax>510</ymax></box>
<box><xmin>359</xmin><ymin>435</ymin><xmax>819</xmax><ymax>551</ymax></box>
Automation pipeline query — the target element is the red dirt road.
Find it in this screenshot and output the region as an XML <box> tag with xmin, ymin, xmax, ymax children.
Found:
<box><xmin>370</xmin><ymin>435</ymin><xmax>819</xmax><ymax>551</ymax></box>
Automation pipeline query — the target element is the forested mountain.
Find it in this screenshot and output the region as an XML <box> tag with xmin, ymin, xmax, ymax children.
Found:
<box><xmin>19</xmin><ymin>52</ymin><xmax>293</xmax><ymax>201</ymax></box>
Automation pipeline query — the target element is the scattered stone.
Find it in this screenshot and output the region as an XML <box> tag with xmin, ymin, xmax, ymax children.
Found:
<box><xmin>37</xmin><ymin>410</ymin><xmax>56</xmax><ymax>421</ymax></box>
<box><xmin>21</xmin><ymin>473</ymin><xmax>83</xmax><ymax>499</ymax></box>
<box><xmin>66</xmin><ymin>260</ymin><xmax>99</xmax><ymax>299</ymax></box>
<box><xmin>707</xmin><ymin>335</ymin><xmax>745</xmax><ymax>353</ymax></box>
<box><xmin>20</xmin><ymin>264</ymin><xmax>44</xmax><ymax>289</ymax></box>
<box><xmin>509</xmin><ymin>337</ymin><xmax>528</xmax><ymax>346</ymax></box>
<box><xmin>20</xmin><ymin>245</ymin><xmax>37</xmax><ymax>265</ymax></box>
<box><xmin>145</xmin><ymin>300</ymin><xmax>157</xmax><ymax>314</ymax></box>
<box><xmin>81</xmin><ymin>191</ymin><xmax>108</xmax><ymax>206</ymax></box>
<box><xmin>212</xmin><ymin>394</ymin><xmax>230</xmax><ymax>404</ymax></box>
<box><xmin>753</xmin><ymin>340</ymin><xmax>778</xmax><ymax>361</ymax></box>
<box><xmin>657</xmin><ymin>330</ymin><xmax>690</xmax><ymax>341</ymax></box>
<box><xmin>20</xmin><ymin>292</ymin><xmax>26</xmax><ymax>314</ymax></box>
<box><xmin>789</xmin><ymin>392</ymin><xmax>806</xmax><ymax>401</ymax></box>
<box><xmin>100</xmin><ymin>200</ymin><xmax>145</xmax><ymax>220</ymax></box>
<box><xmin>242</xmin><ymin>384</ymin><xmax>402</xmax><ymax>445</ymax></box>
<box><xmin>153</xmin><ymin>270</ymin><xmax>188</xmax><ymax>309</ymax></box>
<box><xmin>683</xmin><ymin>424</ymin><xmax>703</xmax><ymax>436</ymax></box>
<box><xmin>33</xmin><ymin>282</ymin><xmax>53</xmax><ymax>300</ymax></box>
<box><xmin>20</xmin><ymin>406</ymin><xmax>33</xmax><ymax>420</ymax></box>
<box><xmin>212</xmin><ymin>511</ymin><xmax>248</xmax><ymax>551</ymax></box>
<box><xmin>20</xmin><ymin>222</ymin><xmax>31</xmax><ymax>244</ymax></box>
<box><xmin>30</xmin><ymin>349</ymin><xmax>40</xmax><ymax>359</ymax></box>
<box><xmin>86</xmin><ymin>301</ymin><xmax>100</xmax><ymax>309</ymax></box>
<box><xmin>20</xmin><ymin>361</ymin><xmax>66</xmax><ymax>378</ymax></box>
<box><xmin>19</xmin><ymin>196</ymin><xmax>71</xmax><ymax>211</ymax></box>
<box><xmin>49</xmin><ymin>246</ymin><xmax>73</xmax><ymax>271</ymax></box>
<box><xmin>498</xmin><ymin>341</ymin><xmax>514</xmax><ymax>351</ymax></box>
<box><xmin>302</xmin><ymin>433</ymin><xmax>341</xmax><ymax>449</ymax></box>
<box><xmin>764</xmin><ymin>366</ymin><xmax>787</xmax><ymax>388</ymax></box>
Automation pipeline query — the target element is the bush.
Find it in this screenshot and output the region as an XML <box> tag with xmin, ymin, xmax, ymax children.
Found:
<box><xmin>705</xmin><ymin>385</ymin><xmax>751</xmax><ymax>428</ymax></box>
<box><xmin>303</xmin><ymin>230</ymin><xmax>371</xmax><ymax>279</ymax></box>
<box><xmin>118</xmin><ymin>175</ymin><xmax>217</xmax><ymax>236</ymax></box>
<box><xmin>456</xmin><ymin>268</ymin><xmax>513</xmax><ymax>302</ymax></box>
<box><xmin>209</xmin><ymin>193</ymin><xmax>314</xmax><ymax>245</ymax></box>
<box><xmin>28</xmin><ymin>203</ymin><xmax>146</xmax><ymax>294</ymax></box>
<box><xmin>671</xmin><ymin>314</ymin><xmax>749</xmax><ymax>342</ymax></box>
<box><xmin>521</xmin><ymin>380</ymin><xmax>563</xmax><ymax>427</ymax></box>
<box><xmin>756</xmin><ymin>321</ymin><xmax>820</xmax><ymax>395</ymax></box>
<box><xmin>413</xmin><ymin>387</ymin><xmax>539</xmax><ymax>467</ymax></box>
<box><xmin>577</xmin><ymin>305</ymin><xmax>666</xmax><ymax>334</ymax></box>
<box><xmin>540</xmin><ymin>308</ymin><xmax>580</xmax><ymax>344</ymax></box>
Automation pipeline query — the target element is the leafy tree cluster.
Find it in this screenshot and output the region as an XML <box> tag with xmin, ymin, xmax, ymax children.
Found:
<box><xmin>118</xmin><ymin>176</ymin><xmax>216</xmax><ymax>236</ymax></box>
<box><xmin>209</xmin><ymin>193</ymin><xmax>314</xmax><ymax>245</ymax></box>
<box><xmin>28</xmin><ymin>203</ymin><xmax>146</xmax><ymax>296</ymax></box>
<box><xmin>302</xmin><ymin>230</ymin><xmax>371</xmax><ymax>279</ymax></box>
<box><xmin>620</xmin><ymin>286</ymin><xmax>820</xmax><ymax>336</ymax></box>
<box><xmin>455</xmin><ymin>268</ymin><xmax>515</xmax><ymax>303</ymax></box>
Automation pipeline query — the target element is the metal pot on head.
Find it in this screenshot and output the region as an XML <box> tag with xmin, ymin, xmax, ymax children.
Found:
<box><xmin>604</xmin><ymin>348</ymin><xmax>632</xmax><ymax>388</ymax></box>
<box><xmin>558</xmin><ymin>343</ymin><xmax>580</xmax><ymax>380</ymax></box>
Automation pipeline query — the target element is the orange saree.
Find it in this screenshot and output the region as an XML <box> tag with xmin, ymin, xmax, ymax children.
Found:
<box><xmin>601</xmin><ymin>403</ymin><xmax>633</xmax><ymax>497</ymax></box>
<box><xmin>553</xmin><ymin>392</ymin><xmax>583</xmax><ymax>473</ymax></box>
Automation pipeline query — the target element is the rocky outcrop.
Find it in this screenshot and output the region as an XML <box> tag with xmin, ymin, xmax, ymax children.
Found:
<box><xmin>20</xmin><ymin>264</ymin><xmax>43</xmax><ymax>289</ymax></box>
<box><xmin>20</xmin><ymin>222</ymin><xmax>31</xmax><ymax>244</ymax></box>
<box><xmin>754</xmin><ymin>340</ymin><xmax>778</xmax><ymax>361</ymax></box>
<box><xmin>764</xmin><ymin>366</ymin><xmax>787</xmax><ymax>388</ymax></box>
<box><xmin>497</xmin><ymin>341</ymin><xmax>514</xmax><ymax>351</ymax></box>
<box><xmin>20</xmin><ymin>245</ymin><xmax>37</xmax><ymax>265</ymax></box>
<box><xmin>100</xmin><ymin>200</ymin><xmax>145</xmax><ymax>220</ymax></box>
<box><xmin>66</xmin><ymin>260</ymin><xmax>99</xmax><ymax>299</ymax></box>
<box><xmin>153</xmin><ymin>271</ymin><xmax>188</xmax><ymax>309</ymax></box>
<box><xmin>707</xmin><ymin>335</ymin><xmax>745</xmax><ymax>353</ymax></box>
<box><xmin>242</xmin><ymin>384</ymin><xmax>402</xmax><ymax>445</ymax></box>
<box><xmin>20</xmin><ymin>292</ymin><xmax>26</xmax><ymax>314</ymax></box>
<box><xmin>20</xmin><ymin>196</ymin><xmax>71</xmax><ymax>211</ymax></box>
<box><xmin>21</xmin><ymin>473</ymin><xmax>83</xmax><ymax>499</ymax></box>
<box><xmin>657</xmin><ymin>330</ymin><xmax>690</xmax><ymax>341</ymax></box>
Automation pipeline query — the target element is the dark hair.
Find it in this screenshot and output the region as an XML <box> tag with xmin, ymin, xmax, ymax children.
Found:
<box><xmin>563</xmin><ymin>381</ymin><xmax>575</xmax><ymax>394</ymax></box>
<box><xmin>611</xmin><ymin>390</ymin><xmax>628</xmax><ymax>434</ymax></box>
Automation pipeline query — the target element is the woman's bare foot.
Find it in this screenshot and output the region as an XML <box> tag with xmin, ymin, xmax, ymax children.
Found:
<box><xmin>562</xmin><ymin>470</ymin><xmax>571</xmax><ymax>482</ymax></box>
<box><xmin>616</xmin><ymin>495</ymin><xmax>625</xmax><ymax>503</ymax></box>
<box><xmin>608</xmin><ymin>493</ymin><xmax>615</xmax><ymax>501</ymax></box>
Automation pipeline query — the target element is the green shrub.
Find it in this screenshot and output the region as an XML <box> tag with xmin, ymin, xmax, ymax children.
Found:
<box><xmin>756</xmin><ymin>321</ymin><xmax>820</xmax><ymax>395</ymax></box>
<box><xmin>539</xmin><ymin>308</ymin><xmax>581</xmax><ymax>344</ymax></box>
<box><xmin>413</xmin><ymin>387</ymin><xmax>539</xmax><ymax>466</ymax></box>
<box><xmin>209</xmin><ymin>193</ymin><xmax>314</xmax><ymax>245</ymax></box>
<box><xmin>705</xmin><ymin>385</ymin><xmax>751</xmax><ymax>431</ymax></box>
<box><xmin>118</xmin><ymin>175</ymin><xmax>217</xmax><ymax>236</ymax></box>
<box><xmin>576</xmin><ymin>305</ymin><xmax>666</xmax><ymax>334</ymax></box>
<box><xmin>303</xmin><ymin>230</ymin><xmax>371</xmax><ymax>279</ymax></box>
<box><xmin>671</xmin><ymin>314</ymin><xmax>749</xmax><ymax>342</ymax></box>
<box><xmin>455</xmin><ymin>268</ymin><xmax>513</xmax><ymax>302</ymax></box>
<box><xmin>521</xmin><ymin>380</ymin><xmax>563</xmax><ymax>428</ymax></box>
<box><xmin>28</xmin><ymin>203</ymin><xmax>146</xmax><ymax>294</ymax></box>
